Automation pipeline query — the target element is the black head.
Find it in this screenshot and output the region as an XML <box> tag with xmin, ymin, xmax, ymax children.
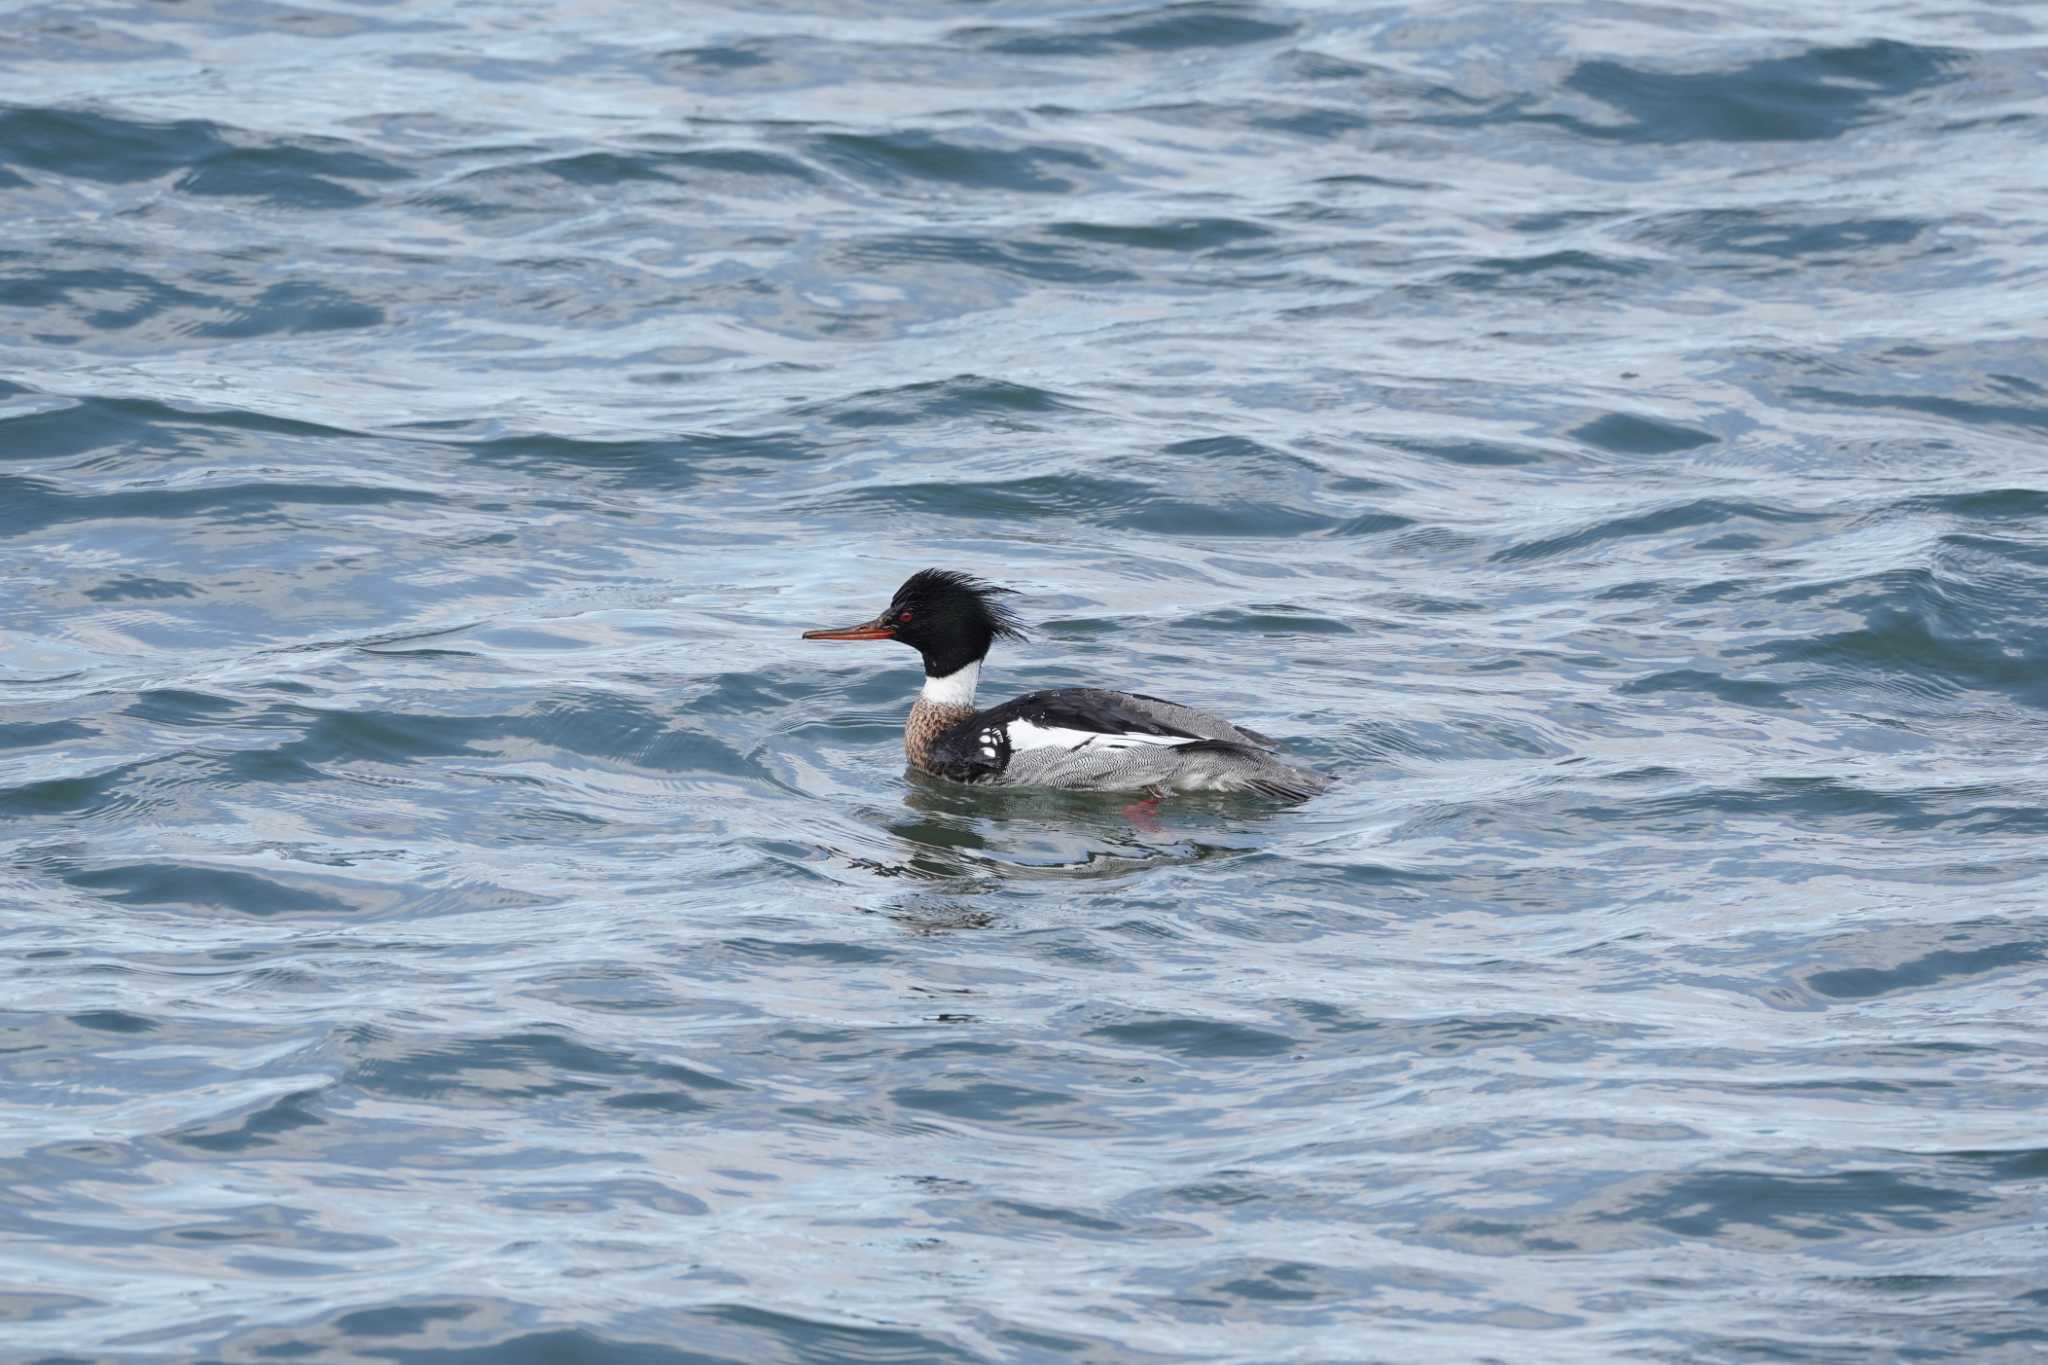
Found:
<box><xmin>802</xmin><ymin>568</ymin><xmax>1026</xmax><ymax>676</ymax></box>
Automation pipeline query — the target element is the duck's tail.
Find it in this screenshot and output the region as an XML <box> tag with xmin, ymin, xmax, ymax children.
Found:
<box><xmin>1170</xmin><ymin>739</ymin><xmax>1334</xmax><ymax>802</ymax></box>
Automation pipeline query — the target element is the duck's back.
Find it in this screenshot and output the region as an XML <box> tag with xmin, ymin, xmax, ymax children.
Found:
<box><xmin>926</xmin><ymin>688</ymin><xmax>1326</xmax><ymax>799</ymax></box>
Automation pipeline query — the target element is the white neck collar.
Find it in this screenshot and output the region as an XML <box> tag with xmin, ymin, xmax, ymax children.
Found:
<box><xmin>920</xmin><ymin>658</ymin><xmax>980</xmax><ymax>708</ymax></box>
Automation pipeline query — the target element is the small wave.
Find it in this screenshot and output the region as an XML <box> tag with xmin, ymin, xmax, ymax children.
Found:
<box><xmin>0</xmin><ymin>472</ymin><xmax>441</xmax><ymax>539</ymax></box>
<box><xmin>839</xmin><ymin>232</ymin><xmax>1139</xmax><ymax>286</ymax></box>
<box><xmin>448</xmin><ymin>430</ymin><xmax>815</xmax><ymax>489</ymax></box>
<box><xmin>1045</xmin><ymin>216</ymin><xmax>1274</xmax><ymax>253</ymax></box>
<box><xmin>1630</xmin><ymin>208</ymin><xmax>1930</xmax><ymax>267</ymax></box>
<box><xmin>1493</xmin><ymin>498</ymin><xmax>1816</xmax><ymax>563</ymax></box>
<box><xmin>343</xmin><ymin>1028</ymin><xmax>743</xmax><ymax>1106</ymax></box>
<box><xmin>797</xmin><ymin>374</ymin><xmax>1085</xmax><ymax>428</ymax></box>
<box><xmin>952</xmin><ymin>2</ymin><xmax>1297</xmax><ymax>57</ymax></box>
<box><xmin>1570</xmin><ymin>412</ymin><xmax>1719</xmax><ymax>455</ymax></box>
<box><xmin>808</xmin><ymin>129</ymin><xmax>1102</xmax><ymax>195</ymax></box>
<box><xmin>1618</xmin><ymin>669</ymin><xmax>1797</xmax><ymax>710</ymax></box>
<box><xmin>1553</xmin><ymin>40</ymin><xmax>1964</xmax><ymax>144</ymax></box>
<box><xmin>822</xmin><ymin>472</ymin><xmax>1369</xmax><ymax>539</ymax></box>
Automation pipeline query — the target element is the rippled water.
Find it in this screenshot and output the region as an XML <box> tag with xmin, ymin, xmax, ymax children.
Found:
<box><xmin>5</xmin><ymin>1</ymin><xmax>2048</xmax><ymax>1359</ymax></box>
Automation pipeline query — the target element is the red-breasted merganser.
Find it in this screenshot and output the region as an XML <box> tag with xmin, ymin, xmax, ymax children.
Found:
<box><xmin>802</xmin><ymin>569</ymin><xmax>1332</xmax><ymax>800</ymax></box>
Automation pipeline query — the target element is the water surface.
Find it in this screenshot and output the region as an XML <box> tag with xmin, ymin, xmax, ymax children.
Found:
<box><xmin>3</xmin><ymin>1</ymin><xmax>2047</xmax><ymax>1360</ymax></box>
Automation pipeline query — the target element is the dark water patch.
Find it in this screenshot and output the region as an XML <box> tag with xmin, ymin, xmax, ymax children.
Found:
<box><xmin>1553</xmin><ymin>40</ymin><xmax>1962</xmax><ymax>144</ymax></box>
<box><xmin>1791</xmin><ymin>385</ymin><xmax>2048</xmax><ymax>432</ymax></box>
<box><xmin>665</xmin><ymin>43</ymin><xmax>774</xmax><ymax>72</ymax></box>
<box><xmin>0</xmin><ymin>263</ymin><xmax>217</xmax><ymax>338</ymax></box>
<box><xmin>843</xmin><ymin>231</ymin><xmax>1140</xmax><ymax>286</ymax></box>
<box><xmin>680</xmin><ymin>671</ymin><xmax>809</xmax><ymax>723</ymax></box>
<box><xmin>150</xmin><ymin>1203</ymin><xmax>394</xmax><ymax>1255</ymax></box>
<box><xmin>1952</xmin><ymin>1147</ymin><xmax>2048</xmax><ymax>1182</ymax></box>
<box><xmin>271</xmin><ymin>704</ymin><xmax>498</xmax><ymax>766</ymax></box>
<box><xmin>1330</xmin><ymin>511</ymin><xmax>1416</xmax><ymax>538</ymax></box>
<box><xmin>1619</xmin><ymin>669</ymin><xmax>1797</xmax><ymax>710</ymax></box>
<box><xmin>667</xmin><ymin>145</ymin><xmax>820</xmax><ymax>183</ymax></box>
<box><xmin>1938</xmin><ymin>532</ymin><xmax>2048</xmax><ymax>587</ymax></box>
<box><xmin>443</xmin><ymin>151</ymin><xmax>693</xmax><ymax>200</ymax></box>
<box><xmin>1161</xmin><ymin>1258</ymin><xmax>1396</xmax><ymax>1311</ymax></box>
<box><xmin>1427</xmin><ymin>1164</ymin><xmax>1999</xmax><ymax>1256</ymax></box>
<box><xmin>1745</xmin><ymin>582</ymin><xmax>2048</xmax><ymax>710</ymax></box>
<box><xmin>1493</xmin><ymin>498</ymin><xmax>1813</xmax><ymax>563</ymax></box>
<box><xmin>721</xmin><ymin>936</ymin><xmax>890</xmax><ymax>965</ymax></box>
<box><xmin>447</xmin><ymin>429</ymin><xmax>813</xmax><ymax>490</ymax></box>
<box><xmin>68</xmin><ymin>1009</ymin><xmax>156</xmax><ymax>1034</ymax></box>
<box><xmin>1576</xmin><ymin>777</ymin><xmax>2048</xmax><ymax>840</ymax></box>
<box><xmin>1905</xmin><ymin>488</ymin><xmax>2048</xmax><ymax>521</ymax></box>
<box><xmin>0</xmin><ymin>106</ymin><xmax>225</xmax><ymax>184</ymax></box>
<box><xmin>176</xmin><ymin>141</ymin><xmax>410</xmax><ymax>207</ymax></box>
<box><xmin>832</xmin><ymin>471</ymin><xmax>1355</xmax><ymax>537</ymax></box>
<box><xmin>1390</xmin><ymin>436</ymin><xmax>1551</xmax><ymax>467</ymax></box>
<box><xmin>1087</xmin><ymin>1015</ymin><xmax>1295</xmax><ymax>1058</ymax></box>
<box><xmin>603</xmin><ymin>1089</ymin><xmax>711</xmax><ymax>1115</ymax></box>
<box><xmin>1808</xmin><ymin>940</ymin><xmax>2044</xmax><ymax>1000</ymax></box>
<box><xmin>1611</xmin><ymin>1168</ymin><xmax>1989</xmax><ymax>1244</ymax></box>
<box><xmin>84</xmin><ymin>575</ymin><xmax>198</xmax><ymax>601</ymax></box>
<box><xmin>973</xmin><ymin>1199</ymin><xmax>1207</xmax><ymax>1248</ymax></box>
<box><xmin>2</xmin><ymin>470</ymin><xmax>436</xmax><ymax>540</ymax></box>
<box><xmin>1047</xmin><ymin>216</ymin><xmax>1273</xmax><ymax>252</ymax></box>
<box><xmin>60</xmin><ymin>862</ymin><xmax>364</xmax><ymax>918</ymax></box>
<box><xmin>1180</xmin><ymin>608</ymin><xmax>1351</xmax><ymax>636</ymax></box>
<box><xmin>805</xmin><ymin>374</ymin><xmax>1082</xmax><ymax>428</ymax></box>
<box><xmin>0</xmin><ymin>1290</ymin><xmax>102</xmax><ymax>1324</ymax></box>
<box><xmin>501</xmin><ymin>690</ymin><xmax>779</xmax><ymax>785</ymax></box>
<box><xmin>0</xmin><ymin>718</ymin><xmax>97</xmax><ymax>750</ymax></box>
<box><xmin>891</xmin><ymin>1078</ymin><xmax>1094</xmax><ymax>1129</ymax></box>
<box><xmin>701</xmin><ymin>1307</ymin><xmax>980</xmax><ymax>1365</ymax></box>
<box><xmin>524</xmin><ymin>151</ymin><xmax>679</xmax><ymax>185</ymax></box>
<box><xmin>0</xmin><ymin>749</ymin><xmax>278</xmax><ymax>821</ymax></box>
<box><xmin>123</xmin><ymin>690</ymin><xmax>245</xmax><ymax>726</ymax></box>
<box><xmin>1274</xmin><ymin>1005</ymin><xmax>1623</xmax><ymax>1059</ymax></box>
<box><xmin>191</xmin><ymin>281</ymin><xmax>385</xmax><ymax>337</ymax></box>
<box><xmin>1506</xmin><ymin>208</ymin><xmax>1624</xmax><ymax>235</ymax></box>
<box><xmin>335</xmin><ymin>1300</ymin><xmax>478</xmax><ymax>1338</ymax></box>
<box><xmin>1271</xmin><ymin>49</ymin><xmax>1383</xmax><ymax>83</ymax></box>
<box><xmin>1115</xmin><ymin>497</ymin><xmax>1344</xmax><ymax>538</ymax></box>
<box><xmin>489</xmin><ymin>1177</ymin><xmax>707</xmax><ymax>1216</ymax></box>
<box><xmin>247</xmin><ymin>1315</ymin><xmax>973</xmax><ymax>1364</ymax></box>
<box><xmin>346</xmin><ymin>1030</ymin><xmax>741</xmax><ymax>1106</ymax></box>
<box><xmin>0</xmin><ymin>392</ymin><xmax>357</xmax><ymax>463</ymax></box>
<box><xmin>1442</xmin><ymin>250</ymin><xmax>1648</xmax><ymax>296</ymax></box>
<box><xmin>168</xmin><ymin>1087</ymin><xmax>326</xmax><ymax>1153</ymax></box>
<box><xmin>1159</xmin><ymin>434</ymin><xmax>1288</xmax><ymax>462</ymax></box>
<box><xmin>811</xmin><ymin>131</ymin><xmax>1099</xmax><ymax>194</ymax></box>
<box><xmin>827</xmin><ymin>474</ymin><xmax>1149</xmax><ymax>523</ymax></box>
<box><xmin>955</xmin><ymin>3</ymin><xmax>1296</xmax><ymax>56</ymax></box>
<box><xmin>1571</xmin><ymin>412</ymin><xmax>1719</xmax><ymax>455</ymax></box>
<box><xmin>1248</xmin><ymin>102</ymin><xmax>1373</xmax><ymax>139</ymax></box>
<box><xmin>1633</xmin><ymin>209</ymin><xmax>1929</xmax><ymax>266</ymax></box>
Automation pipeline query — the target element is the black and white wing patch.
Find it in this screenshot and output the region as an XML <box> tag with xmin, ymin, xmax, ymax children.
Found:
<box><xmin>927</xmin><ymin>689</ymin><xmax>1216</xmax><ymax>783</ymax></box>
<box><xmin>928</xmin><ymin>719</ymin><xmax>1013</xmax><ymax>784</ymax></box>
<box><xmin>925</xmin><ymin>688</ymin><xmax>1329</xmax><ymax>798</ymax></box>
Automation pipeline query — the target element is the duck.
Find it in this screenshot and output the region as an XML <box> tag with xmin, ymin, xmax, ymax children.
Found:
<box><xmin>802</xmin><ymin>569</ymin><xmax>1331</xmax><ymax>801</ymax></box>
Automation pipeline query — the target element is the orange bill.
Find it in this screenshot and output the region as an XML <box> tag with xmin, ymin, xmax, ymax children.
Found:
<box><xmin>801</xmin><ymin>616</ymin><xmax>895</xmax><ymax>641</ymax></box>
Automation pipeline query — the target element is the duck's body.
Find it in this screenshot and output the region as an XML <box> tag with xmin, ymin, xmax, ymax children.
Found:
<box><xmin>805</xmin><ymin>570</ymin><xmax>1330</xmax><ymax>801</ymax></box>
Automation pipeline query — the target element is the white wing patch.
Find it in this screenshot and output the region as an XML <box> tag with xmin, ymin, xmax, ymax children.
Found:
<box><xmin>1005</xmin><ymin>720</ymin><xmax>1200</xmax><ymax>753</ymax></box>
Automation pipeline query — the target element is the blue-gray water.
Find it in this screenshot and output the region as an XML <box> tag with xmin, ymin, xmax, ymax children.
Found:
<box><xmin>4</xmin><ymin>1</ymin><xmax>2047</xmax><ymax>1360</ymax></box>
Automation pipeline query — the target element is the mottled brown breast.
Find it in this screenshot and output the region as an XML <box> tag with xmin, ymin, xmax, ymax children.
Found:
<box><xmin>905</xmin><ymin>698</ymin><xmax>974</xmax><ymax>773</ymax></box>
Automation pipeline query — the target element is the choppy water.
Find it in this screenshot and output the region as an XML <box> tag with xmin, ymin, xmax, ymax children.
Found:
<box><xmin>4</xmin><ymin>1</ymin><xmax>2048</xmax><ymax>1359</ymax></box>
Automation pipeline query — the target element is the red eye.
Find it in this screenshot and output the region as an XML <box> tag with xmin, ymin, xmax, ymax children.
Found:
<box><xmin>898</xmin><ymin>610</ymin><xmax>913</xmax><ymax>623</ymax></box>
